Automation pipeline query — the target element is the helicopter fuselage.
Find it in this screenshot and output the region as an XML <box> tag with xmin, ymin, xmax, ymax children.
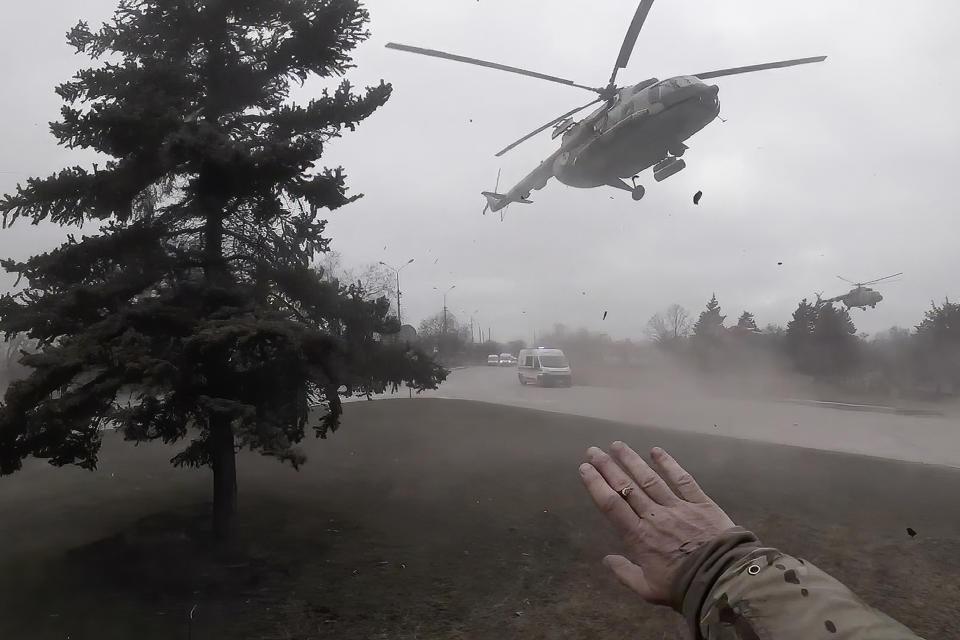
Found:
<box><xmin>840</xmin><ymin>286</ymin><xmax>883</xmax><ymax>309</ymax></box>
<box><xmin>553</xmin><ymin>75</ymin><xmax>720</xmax><ymax>188</ymax></box>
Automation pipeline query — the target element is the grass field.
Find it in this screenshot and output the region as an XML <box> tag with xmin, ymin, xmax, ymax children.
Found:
<box><xmin>1</xmin><ymin>399</ymin><xmax>958</xmax><ymax>639</ymax></box>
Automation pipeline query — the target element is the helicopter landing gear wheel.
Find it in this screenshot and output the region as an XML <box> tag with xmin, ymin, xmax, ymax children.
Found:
<box><xmin>669</xmin><ymin>145</ymin><xmax>686</xmax><ymax>157</ymax></box>
<box><xmin>631</xmin><ymin>185</ymin><xmax>645</xmax><ymax>201</ymax></box>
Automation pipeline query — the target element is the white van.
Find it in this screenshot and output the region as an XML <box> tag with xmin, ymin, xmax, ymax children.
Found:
<box><xmin>517</xmin><ymin>348</ymin><xmax>572</xmax><ymax>387</ymax></box>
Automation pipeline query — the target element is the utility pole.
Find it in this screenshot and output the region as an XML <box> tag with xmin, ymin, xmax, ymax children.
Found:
<box><xmin>379</xmin><ymin>258</ymin><xmax>415</xmax><ymax>325</ymax></box>
<box><xmin>466</xmin><ymin>309</ymin><xmax>479</xmax><ymax>344</ymax></box>
<box><xmin>433</xmin><ymin>284</ymin><xmax>456</xmax><ymax>338</ymax></box>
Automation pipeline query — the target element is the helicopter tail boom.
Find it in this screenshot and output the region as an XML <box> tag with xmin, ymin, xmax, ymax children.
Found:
<box><xmin>481</xmin><ymin>191</ymin><xmax>532</xmax><ymax>213</ymax></box>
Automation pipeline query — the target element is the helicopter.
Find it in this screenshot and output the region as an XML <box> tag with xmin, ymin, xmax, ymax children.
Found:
<box><xmin>386</xmin><ymin>0</ymin><xmax>826</xmax><ymax>212</ymax></box>
<box><xmin>817</xmin><ymin>273</ymin><xmax>903</xmax><ymax>310</ymax></box>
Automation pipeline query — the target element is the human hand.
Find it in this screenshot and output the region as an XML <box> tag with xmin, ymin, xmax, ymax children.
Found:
<box><xmin>579</xmin><ymin>442</ymin><xmax>735</xmax><ymax>605</ymax></box>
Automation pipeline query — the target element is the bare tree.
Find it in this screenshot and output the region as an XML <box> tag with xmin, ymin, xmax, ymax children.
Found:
<box><xmin>316</xmin><ymin>251</ymin><xmax>397</xmax><ymax>304</ymax></box>
<box><xmin>645</xmin><ymin>313</ymin><xmax>670</xmax><ymax>343</ymax></box>
<box><xmin>666</xmin><ymin>304</ymin><xmax>692</xmax><ymax>339</ymax></box>
<box><xmin>646</xmin><ymin>304</ymin><xmax>691</xmax><ymax>343</ymax></box>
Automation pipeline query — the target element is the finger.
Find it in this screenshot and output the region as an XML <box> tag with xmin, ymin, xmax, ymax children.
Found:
<box><xmin>579</xmin><ymin>462</ymin><xmax>642</xmax><ymax>537</ymax></box>
<box><xmin>603</xmin><ymin>555</ymin><xmax>659</xmax><ymax>603</ymax></box>
<box><xmin>586</xmin><ymin>446</ymin><xmax>657</xmax><ymax>515</ymax></box>
<box><xmin>609</xmin><ymin>441</ymin><xmax>679</xmax><ymax>506</ymax></box>
<box><xmin>650</xmin><ymin>447</ymin><xmax>711</xmax><ymax>504</ymax></box>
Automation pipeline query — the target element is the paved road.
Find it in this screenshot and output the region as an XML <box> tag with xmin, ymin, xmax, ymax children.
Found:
<box><xmin>370</xmin><ymin>366</ymin><xmax>960</xmax><ymax>468</ymax></box>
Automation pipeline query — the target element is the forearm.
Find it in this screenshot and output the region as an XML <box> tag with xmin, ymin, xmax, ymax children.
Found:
<box><xmin>673</xmin><ymin>528</ymin><xmax>923</xmax><ymax>640</ymax></box>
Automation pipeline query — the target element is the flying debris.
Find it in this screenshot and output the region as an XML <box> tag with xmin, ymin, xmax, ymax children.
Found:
<box><xmin>387</xmin><ymin>1</ymin><xmax>825</xmax><ymax>210</ymax></box>
<box><xmin>693</xmin><ymin>190</ymin><xmax>703</xmax><ymax>204</ymax></box>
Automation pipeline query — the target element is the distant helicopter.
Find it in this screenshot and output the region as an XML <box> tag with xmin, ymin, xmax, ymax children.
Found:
<box><xmin>386</xmin><ymin>0</ymin><xmax>826</xmax><ymax>212</ymax></box>
<box><xmin>817</xmin><ymin>273</ymin><xmax>903</xmax><ymax>310</ymax></box>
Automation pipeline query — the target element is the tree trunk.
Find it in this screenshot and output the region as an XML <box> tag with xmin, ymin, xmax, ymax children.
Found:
<box><xmin>210</xmin><ymin>414</ymin><xmax>237</xmax><ymax>541</ymax></box>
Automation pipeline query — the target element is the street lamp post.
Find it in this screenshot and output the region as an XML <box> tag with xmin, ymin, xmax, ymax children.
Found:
<box><xmin>522</xmin><ymin>310</ymin><xmax>536</xmax><ymax>346</ymax></box>
<box><xmin>433</xmin><ymin>284</ymin><xmax>456</xmax><ymax>335</ymax></box>
<box><xmin>379</xmin><ymin>258</ymin><xmax>414</xmax><ymax>325</ymax></box>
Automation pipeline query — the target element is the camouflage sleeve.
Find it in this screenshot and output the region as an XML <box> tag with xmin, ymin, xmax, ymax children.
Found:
<box><xmin>677</xmin><ymin>529</ymin><xmax>923</xmax><ymax>640</ymax></box>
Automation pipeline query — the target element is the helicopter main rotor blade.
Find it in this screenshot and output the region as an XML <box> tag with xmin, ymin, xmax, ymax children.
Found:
<box><xmin>837</xmin><ymin>276</ymin><xmax>856</xmax><ymax>285</ymax></box>
<box><xmin>693</xmin><ymin>56</ymin><xmax>827</xmax><ymax>80</ymax></box>
<box><xmin>494</xmin><ymin>98</ymin><xmax>603</xmax><ymax>157</ymax></box>
<box><xmin>861</xmin><ymin>272</ymin><xmax>904</xmax><ymax>286</ymax></box>
<box><xmin>386</xmin><ymin>43</ymin><xmax>601</xmax><ymax>93</ymax></box>
<box><xmin>610</xmin><ymin>0</ymin><xmax>656</xmax><ymax>85</ymax></box>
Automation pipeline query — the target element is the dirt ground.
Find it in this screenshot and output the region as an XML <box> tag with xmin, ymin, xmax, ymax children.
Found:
<box><xmin>1</xmin><ymin>398</ymin><xmax>958</xmax><ymax>639</ymax></box>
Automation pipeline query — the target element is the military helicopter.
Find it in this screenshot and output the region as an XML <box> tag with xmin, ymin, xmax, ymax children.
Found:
<box><xmin>817</xmin><ymin>273</ymin><xmax>903</xmax><ymax>310</ymax></box>
<box><xmin>386</xmin><ymin>0</ymin><xmax>826</xmax><ymax>212</ymax></box>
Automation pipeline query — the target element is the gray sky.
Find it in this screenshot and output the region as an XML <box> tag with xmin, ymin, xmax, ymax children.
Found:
<box><xmin>2</xmin><ymin>0</ymin><xmax>959</xmax><ymax>342</ymax></box>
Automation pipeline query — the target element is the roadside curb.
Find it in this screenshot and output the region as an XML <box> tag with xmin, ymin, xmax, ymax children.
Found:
<box><xmin>777</xmin><ymin>398</ymin><xmax>943</xmax><ymax>417</ymax></box>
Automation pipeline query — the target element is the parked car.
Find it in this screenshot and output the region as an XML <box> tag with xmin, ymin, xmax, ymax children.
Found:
<box><xmin>487</xmin><ymin>354</ymin><xmax>500</xmax><ymax>366</ymax></box>
<box><xmin>517</xmin><ymin>348</ymin><xmax>572</xmax><ymax>386</ymax></box>
<box><xmin>499</xmin><ymin>353</ymin><xmax>516</xmax><ymax>366</ymax></box>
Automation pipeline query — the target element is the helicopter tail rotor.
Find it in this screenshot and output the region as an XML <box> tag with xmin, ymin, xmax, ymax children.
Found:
<box><xmin>481</xmin><ymin>190</ymin><xmax>533</xmax><ymax>215</ymax></box>
<box><xmin>482</xmin><ymin>169</ymin><xmax>502</xmax><ymax>215</ymax></box>
<box><xmin>481</xmin><ymin>192</ymin><xmax>505</xmax><ymax>214</ymax></box>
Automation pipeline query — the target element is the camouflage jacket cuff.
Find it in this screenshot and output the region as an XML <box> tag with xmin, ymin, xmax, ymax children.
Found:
<box><xmin>670</xmin><ymin>527</ymin><xmax>761</xmax><ymax>637</ymax></box>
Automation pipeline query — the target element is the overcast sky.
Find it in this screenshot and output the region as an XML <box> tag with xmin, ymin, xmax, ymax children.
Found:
<box><xmin>1</xmin><ymin>0</ymin><xmax>959</xmax><ymax>343</ymax></box>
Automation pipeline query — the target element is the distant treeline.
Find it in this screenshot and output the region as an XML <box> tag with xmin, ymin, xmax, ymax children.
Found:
<box><xmin>411</xmin><ymin>296</ymin><xmax>959</xmax><ymax>401</ymax></box>
<box><xmin>6</xmin><ymin>296</ymin><xmax>957</xmax><ymax>401</ymax></box>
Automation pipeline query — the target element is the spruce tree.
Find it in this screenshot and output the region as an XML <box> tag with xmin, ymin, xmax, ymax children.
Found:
<box><xmin>734</xmin><ymin>311</ymin><xmax>759</xmax><ymax>334</ymax></box>
<box><xmin>0</xmin><ymin>0</ymin><xmax>444</xmax><ymax>539</ymax></box>
<box><xmin>785</xmin><ymin>299</ymin><xmax>817</xmax><ymax>373</ymax></box>
<box><xmin>916</xmin><ymin>299</ymin><xmax>960</xmax><ymax>391</ymax></box>
<box><xmin>811</xmin><ymin>303</ymin><xmax>859</xmax><ymax>375</ymax></box>
<box><xmin>693</xmin><ymin>294</ymin><xmax>726</xmax><ymax>340</ymax></box>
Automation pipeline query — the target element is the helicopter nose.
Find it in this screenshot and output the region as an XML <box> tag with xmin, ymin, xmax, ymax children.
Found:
<box><xmin>699</xmin><ymin>85</ymin><xmax>720</xmax><ymax>111</ymax></box>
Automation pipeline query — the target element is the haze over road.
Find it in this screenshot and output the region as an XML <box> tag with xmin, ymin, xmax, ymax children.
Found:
<box><xmin>368</xmin><ymin>366</ymin><xmax>960</xmax><ymax>468</ymax></box>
